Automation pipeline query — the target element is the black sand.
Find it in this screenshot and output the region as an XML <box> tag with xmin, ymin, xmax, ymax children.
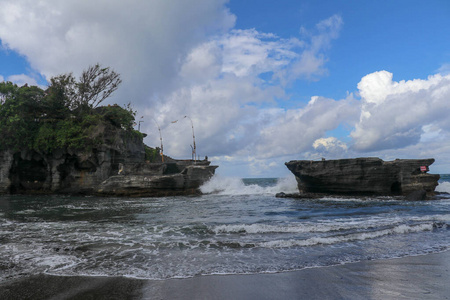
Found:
<box><xmin>1</xmin><ymin>250</ymin><xmax>449</xmax><ymax>300</ymax></box>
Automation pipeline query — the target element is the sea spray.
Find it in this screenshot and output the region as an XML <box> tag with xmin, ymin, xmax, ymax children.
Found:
<box><xmin>436</xmin><ymin>181</ymin><xmax>450</xmax><ymax>193</ymax></box>
<box><xmin>200</xmin><ymin>175</ymin><xmax>298</xmax><ymax>195</ymax></box>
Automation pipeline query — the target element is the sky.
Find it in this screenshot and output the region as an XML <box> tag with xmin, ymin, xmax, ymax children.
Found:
<box><xmin>1</xmin><ymin>0</ymin><xmax>450</xmax><ymax>178</ymax></box>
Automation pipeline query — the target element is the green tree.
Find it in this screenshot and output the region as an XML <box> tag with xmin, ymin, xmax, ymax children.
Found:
<box><xmin>75</xmin><ymin>64</ymin><xmax>122</xmax><ymax>113</ymax></box>
<box><xmin>43</xmin><ymin>74</ymin><xmax>76</xmax><ymax>120</ymax></box>
<box><xmin>0</xmin><ymin>83</ymin><xmax>45</xmax><ymax>151</ymax></box>
<box><xmin>0</xmin><ymin>81</ymin><xmax>19</xmax><ymax>104</ymax></box>
<box><xmin>0</xmin><ymin>64</ymin><xmax>134</xmax><ymax>154</ymax></box>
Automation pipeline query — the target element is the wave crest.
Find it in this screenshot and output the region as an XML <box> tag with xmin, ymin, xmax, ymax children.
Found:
<box><xmin>436</xmin><ymin>182</ymin><xmax>450</xmax><ymax>193</ymax></box>
<box><xmin>200</xmin><ymin>176</ymin><xmax>298</xmax><ymax>195</ymax></box>
<box><xmin>259</xmin><ymin>223</ymin><xmax>434</xmax><ymax>248</ymax></box>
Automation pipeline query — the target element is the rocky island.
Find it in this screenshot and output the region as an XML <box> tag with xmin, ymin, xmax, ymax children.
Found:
<box><xmin>285</xmin><ymin>157</ymin><xmax>440</xmax><ymax>200</ymax></box>
<box><xmin>0</xmin><ymin>65</ymin><xmax>217</xmax><ymax>196</ymax></box>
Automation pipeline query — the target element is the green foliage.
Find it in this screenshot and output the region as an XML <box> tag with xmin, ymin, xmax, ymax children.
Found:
<box><xmin>0</xmin><ymin>65</ymin><xmax>138</xmax><ymax>154</ymax></box>
<box><xmin>34</xmin><ymin>115</ymin><xmax>107</xmax><ymax>153</ymax></box>
<box><xmin>0</xmin><ymin>82</ymin><xmax>45</xmax><ymax>151</ymax></box>
<box><xmin>0</xmin><ymin>81</ymin><xmax>19</xmax><ymax>102</ymax></box>
<box><xmin>44</xmin><ymin>74</ymin><xmax>76</xmax><ymax>119</ymax></box>
<box><xmin>145</xmin><ymin>146</ymin><xmax>161</xmax><ymax>162</ymax></box>
<box><xmin>97</xmin><ymin>103</ymin><xmax>136</xmax><ymax>130</ymax></box>
<box><xmin>76</xmin><ymin>64</ymin><xmax>122</xmax><ymax>110</ymax></box>
<box><xmin>34</xmin><ymin>123</ymin><xmax>58</xmax><ymax>153</ymax></box>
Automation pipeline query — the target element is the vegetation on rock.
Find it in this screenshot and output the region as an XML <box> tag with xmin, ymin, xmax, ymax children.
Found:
<box><xmin>0</xmin><ymin>64</ymin><xmax>142</xmax><ymax>153</ymax></box>
<box><xmin>145</xmin><ymin>145</ymin><xmax>162</xmax><ymax>162</ymax></box>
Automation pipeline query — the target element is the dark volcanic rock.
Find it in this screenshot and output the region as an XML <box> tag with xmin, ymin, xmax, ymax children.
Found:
<box><xmin>285</xmin><ymin>157</ymin><xmax>439</xmax><ymax>198</ymax></box>
<box><xmin>405</xmin><ymin>189</ymin><xmax>427</xmax><ymax>201</ymax></box>
<box><xmin>96</xmin><ymin>164</ymin><xmax>218</xmax><ymax>197</ymax></box>
<box><xmin>275</xmin><ymin>192</ymin><xmax>326</xmax><ymax>199</ymax></box>
<box><xmin>0</xmin><ymin>124</ymin><xmax>217</xmax><ymax>196</ymax></box>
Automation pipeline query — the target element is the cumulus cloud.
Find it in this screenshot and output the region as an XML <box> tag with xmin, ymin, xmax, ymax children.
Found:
<box><xmin>144</xmin><ymin>15</ymin><xmax>345</xmax><ymax>163</ymax></box>
<box><xmin>6</xmin><ymin>74</ymin><xmax>39</xmax><ymax>86</ymax></box>
<box><xmin>253</xmin><ymin>95</ymin><xmax>359</xmax><ymax>159</ymax></box>
<box><xmin>351</xmin><ymin>71</ymin><xmax>450</xmax><ymax>152</ymax></box>
<box><xmin>0</xmin><ymin>0</ymin><xmax>235</xmax><ymax>104</ymax></box>
<box><xmin>306</xmin><ymin>137</ymin><xmax>349</xmax><ymax>160</ymax></box>
<box><xmin>313</xmin><ymin>137</ymin><xmax>347</xmax><ymax>151</ymax></box>
<box><xmin>277</xmin><ymin>14</ymin><xmax>343</xmax><ymax>84</ymax></box>
<box><xmin>437</xmin><ymin>63</ymin><xmax>450</xmax><ymax>75</ymax></box>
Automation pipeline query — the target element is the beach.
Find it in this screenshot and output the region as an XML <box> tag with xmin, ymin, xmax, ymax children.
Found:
<box><xmin>1</xmin><ymin>250</ymin><xmax>449</xmax><ymax>300</ymax></box>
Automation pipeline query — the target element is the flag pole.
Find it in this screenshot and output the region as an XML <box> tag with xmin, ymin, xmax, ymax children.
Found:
<box><xmin>152</xmin><ymin>118</ymin><xmax>164</xmax><ymax>163</ymax></box>
<box><xmin>184</xmin><ymin>116</ymin><xmax>196</xmax><ymax>163</ymax></box>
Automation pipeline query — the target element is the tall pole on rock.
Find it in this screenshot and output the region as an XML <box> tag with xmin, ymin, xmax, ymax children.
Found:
<box><xmin>152</xmin><ymin>118</ymin><xmax>164</xmax><ymax>163</ymax></box>
<box><xmin>184</xmin><ymin>116</ymin><xmax>196</xmax><ymax>163</ymax></box>
<box><xmin>138</xmin><ymin>116</ymin><xmax>144</xmax><ymax>132</ymax></box>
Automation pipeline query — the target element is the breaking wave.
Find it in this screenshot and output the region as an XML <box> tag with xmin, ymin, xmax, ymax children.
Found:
<box><xmin>200</xmin><ymin>175</ymin><xmax>298</xmax><ymax>195</ymax></box>
<box><xmin>259</xmin><ymin>223</ymin><xmax>434</xmax><ymax>248</ymax></box>
<box><xmin>210</xmin><ymin>215</ymin><xmax>449</xmax><ymax>235</ymax></box>
<box><xmin>436</xmin><ymin>182</ymin><xmax>450</xmax><ymax>193</ymax></box>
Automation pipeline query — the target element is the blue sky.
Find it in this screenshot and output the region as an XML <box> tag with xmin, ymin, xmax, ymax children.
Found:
<box><xmin>1</xmin><ymin>0</ymin><xmax>450</xmax><ymax>177</ymax></box>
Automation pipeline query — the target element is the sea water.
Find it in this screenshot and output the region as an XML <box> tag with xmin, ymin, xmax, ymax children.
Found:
<box><xmin>1</xmin><ymin>175</ymin><xmax>449</xmax><ymax>280</ymax></box>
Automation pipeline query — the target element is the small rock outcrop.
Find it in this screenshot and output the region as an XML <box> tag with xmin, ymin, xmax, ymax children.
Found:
<box><xmin>97</xmin><ymin>161</ymin><xmax>217</xmax><ymax>197</ymax></box>
<box><xmin>285</xmin><ymin>157</ymin><xmax>440</xmax><ymax>198</ymax></box>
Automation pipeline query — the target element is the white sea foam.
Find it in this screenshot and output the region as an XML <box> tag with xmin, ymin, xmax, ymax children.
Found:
<box><xmin>200</xmin><ymin>175</ymin><xmax>298</xmax><ymax>195</ymax></box>
<box><xmin>212</xmin><ymin>222</ymin><xmax>359</xmax><ymax>234</ymax></box>
<box><xmin>436</xmin><ymin>182</ymin><xmax>450</xmax><ymax>193</ymax></box>
<box><xmin>34</xmin><ymin>255</ymin><xmax>79</xmax><ymax>269</ymax></box>
<box><xmin>259</xmin><ymin>223</ymin><xmax>434</xmax><ymax>248</ymax></box>
<box><xmin>210</xmin><ymin>214</ymin><xmax>450</xmax><ymax>235</ymax></box>
<box><xmin>15</xmin><ymin>209</ymin><xmax>37</xmax><ymax>215</ymax></box>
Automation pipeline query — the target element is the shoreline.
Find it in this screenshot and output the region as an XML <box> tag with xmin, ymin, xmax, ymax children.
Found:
<box><xmin>1</xmin><ymin>250</ymin><xmax>449</xmax><ymax>299</ymax></box>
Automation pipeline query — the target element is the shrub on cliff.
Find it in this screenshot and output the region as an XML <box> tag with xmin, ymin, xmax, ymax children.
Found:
<box><xmin>0</xmin><ymin>64</ymin><xmax>139</xmax><ymax>153</ymax></box>
<box><xmin>0</xmin><ymin>83</ymin><xmax>45</xmax><ymax>151</ymax></box>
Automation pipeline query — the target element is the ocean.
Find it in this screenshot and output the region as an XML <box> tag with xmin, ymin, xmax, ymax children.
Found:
<box><xmin>1</xmin><ymin>175</ymin><xmax>449</xmax><ymax>281</ymax></box>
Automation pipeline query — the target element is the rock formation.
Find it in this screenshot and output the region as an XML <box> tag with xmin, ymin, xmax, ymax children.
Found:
<box><xmin>285</xmin><ymin>157</ymin><xmax>440</xmax><ymax>198</ymax></box>
<box><xmin>0</xmin><ymin>124</ymin><xmax>217</xmax><ymax>196</ymax></box>
<box><xmin>97</xmin><ymin>161</ymin><xmax>217</xmax><ymax>197</ymax></box>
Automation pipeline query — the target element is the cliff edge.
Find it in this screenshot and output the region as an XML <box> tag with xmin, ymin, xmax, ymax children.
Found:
<box><xmin>0</xmin><ymin>124</ymin><xmax>217</xmax><ymax>196</ymax></box>
<box><xmin>285</xmin><ymin>157</ymin><xmax>440</xmax><ymax>198</ymax></box>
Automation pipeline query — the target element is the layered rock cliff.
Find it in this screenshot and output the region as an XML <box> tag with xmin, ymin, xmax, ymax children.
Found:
<box><xmin>0</xmin><ymin>124</ymin><xmax>217</xmax><ymax>196</ymax></box>
<box><xmin>285</xmin><ymin>157</ymin><xmax>440</xmax><ymax>198</ymax></box>
<box><xmin>0</xmin><ymin>122</ymin><xmax>142</xmax><ymax>194</ymax></box>
<box><xmin>97</xmin><ymin>161</ymin><xmax>218</xmax><ymax>197</ymax></box>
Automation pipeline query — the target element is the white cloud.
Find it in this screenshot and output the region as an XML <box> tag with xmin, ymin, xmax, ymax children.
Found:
<box><xmin>357</xmin><ymin>70</ymin><xmax>442</xmax><ymax>106</ymax></box>
<box><xmin>142</xmin><ymin>15</ymin><xmax>345</xmax><ymax>165</ymax></box>
<box><xmin>277</xmin><ymin>14</ymin><xmax>343</xmax><ymax>84</ymax></box>
<box><xmin>219</xmin><ymin>29</ymin><xmax>302</xmax><ymax>79</ymax></box>
<box><xmin>308</xmin><ymin>137</ymin><xmax>349</xmax><ymax>160</ymax></box>
<box><xmin>438</xmin><ymin>63</ymin><xmax>450</xmax><ymax>75</ymax></box>
<box><xmin>313</xmin><ymin>137</ymin><xmax>347</xmax><ymax>150</ymax></box>
<box><xmin>419</xmin><ymin>124</ymin><xmax>443</xmax><ymax>143</ymax></box>
<box><xmin>351</xmin><ymin>71</ymin><xmax>450</xmax><ymax>152</ymax></box>
<box><xmin>253</xmin><ymin>95</ymin><xmax>359</xmax><ymax>159</ymax></box>
<box><xmin>6</xmin><ymin>74</ymin><xmax>39</xmax><ymax>86</ymax></box>
<box><xmin>0</xmin><ymin>0</ymin><xmax>235</xmax><ymax>104</ymax></box>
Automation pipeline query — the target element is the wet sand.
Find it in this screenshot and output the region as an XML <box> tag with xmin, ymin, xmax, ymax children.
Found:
<box><xmin>1</xmin><ymin>250</ymin><xmax>449</xmax><ymax>300</ymax></box>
